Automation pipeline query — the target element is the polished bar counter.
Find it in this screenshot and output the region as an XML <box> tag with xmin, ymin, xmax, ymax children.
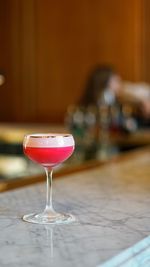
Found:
<box><xmin>0</xmin><ymin>148</ymin><xmax>150</xmax><ymax>266</ymax></box>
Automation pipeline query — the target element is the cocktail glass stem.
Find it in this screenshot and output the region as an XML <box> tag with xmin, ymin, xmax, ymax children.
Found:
<box><xmin>44</xmin><ymin>167</ymin><xmax>55</xmax><ymax>215</ymax></box>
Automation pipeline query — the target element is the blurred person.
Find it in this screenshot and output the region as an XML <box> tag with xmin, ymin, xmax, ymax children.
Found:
<box><xmin>66</xmin><ymin>65</ymin><xmax>150</xmax><ymax>161</ymax></box>
<box><xmin>66</xmin><ymin>65</ymin><xmax>124</xmax><ymax>161</ymax></box>
<box><xmin>80</xmin><ymin>65</ymin><xmax>150</xmax><ymax>129</ymax></box>
<box><xmin>79</xmin><ymin>65</ymin><xmax>122</xmax><ymax>108</ymax></box>
<box><xmin>79</xmin><ymin>65</ymin><xmax>131</xmax><ymax>135</ymax></box>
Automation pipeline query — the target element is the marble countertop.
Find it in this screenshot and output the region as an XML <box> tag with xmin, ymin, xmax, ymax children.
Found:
<box><xmin>0</xmin><ymin>148</ymin><xmax>150</xmax><ymax>267</ymax></box>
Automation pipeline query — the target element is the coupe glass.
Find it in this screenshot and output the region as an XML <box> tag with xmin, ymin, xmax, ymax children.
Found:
<box><xmin>23</xmin><ymin>133</ymin><xmax>76</xmax><ymax>224</ymax></box>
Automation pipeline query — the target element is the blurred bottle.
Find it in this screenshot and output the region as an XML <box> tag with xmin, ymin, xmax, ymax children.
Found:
<box><xmin>65</xmin><ymin>104</ymin><xmax>99</xmax><ymax>162</ymax></box>
<box><xmin>97</xmin><ymin>89</ymin><xmax>119</xmax><ymax>160</ymax></box>
<box><xmin>83</xmin><ymin>105</ymin><xmax>98</xmax><ymax>160</ymax></box>
<box><xmin>121</xmin><ymin>103</ymin><xmax>138</xmax><ymax>133</ymax></box>
<box><xmin>65</xmin><ymin>105</ymin><xmax>85</xmax><ymax>163</ymax></box>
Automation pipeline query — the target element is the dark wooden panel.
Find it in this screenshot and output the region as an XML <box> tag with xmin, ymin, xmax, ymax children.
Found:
<box><xmin>9</xmin><ymin>0</ymin><xmax>37</xmax><ymax>121</ymax></box>
<box><xmin>0</xmin><ymin>0</ymin><xmax>146</xmax><ymax>122</ymax></box>
<box><xmin>0</xmin><ymin>0</ymin><xmax>13</xmax><ymax>121</ymax></box>
<box><xmin>35</xmin><ymin>0</ymin><xmax>143</xmax><ymax>122</ymax></box>
<box><xmin>142</xmin><ymin>0</ymin><xmax>150</xmax><ymax>82</ymax></box>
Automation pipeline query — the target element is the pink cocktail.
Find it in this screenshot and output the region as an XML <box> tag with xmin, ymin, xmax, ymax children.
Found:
<box><xmin>23</xmin><ymin>133</ymin><xmax>75</xmax><ymax>224</ymax></box>
<box><xmin>24</xmin><ymin>146</ymin><xmax>74</xmax><ymax>167</ymax></box>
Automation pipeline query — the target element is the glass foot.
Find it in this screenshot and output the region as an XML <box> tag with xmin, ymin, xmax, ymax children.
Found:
<box><xmin>23</xmin><ymin>211</ymin><xmax>76</xmax><ymax>225</ymax></box>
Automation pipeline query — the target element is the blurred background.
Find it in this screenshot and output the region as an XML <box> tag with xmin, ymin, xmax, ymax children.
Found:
<box><xmin>0</xmin><ymin>0</ymin><xmax>149</xmax><ymax>182</ymax></box>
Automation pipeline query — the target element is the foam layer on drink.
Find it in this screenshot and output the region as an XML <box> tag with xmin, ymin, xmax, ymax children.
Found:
<box><xmin>24</xmin><ymin>133</ymin><xmax>75</xmax><ymax>148</ymax></box>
